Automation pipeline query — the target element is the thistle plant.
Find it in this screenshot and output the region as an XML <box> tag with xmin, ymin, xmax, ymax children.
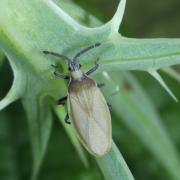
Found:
<box><xmin>0</xmin><ymin>0</ymin><xmax>180</xmax><ymax>180</ymax></box>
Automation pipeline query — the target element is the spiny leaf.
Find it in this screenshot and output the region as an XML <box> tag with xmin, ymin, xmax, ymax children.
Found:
<box><xmin>162</xmin><ymin>67</ymin><xmax>180</xmax><ymax>83</ymax></box>
<box><xmin>109</xmin><ymin>0</ymin><xmax>127</xmax><ymax>35</ymax></box>
<box><xmin>148</xmin><ymin>69</ymin><xmax>178</xmax><ymax>102</ymax></box>
<box><xmin>54</xmin><ymin>106</ymin><xmax>88</xmax><ymax>167</ymax></box>
<box><xmin>0</xmin><ymin>55</ymin><xmax>26</xmax><ymax>110</ymax></box>
<box><xmin>96</xmin><ymin>142</ymin><xmax>134</xmax><ymax>180</ymax></box>
<box><xmin>0</xmin><ymin>1</ymin><xmax>180</xmax><ymax>73</ymax></box>
<box><xmin>96</xmin><ymin>71</ymin><xmax>180</xmax><ymax>179</ymax></box>
<box><xmin>23</xmin><ymin>94</ymin><xmax>52</xmax><ymax>180</ymax></box>
<box><xmin>0</xmin><ymin>0</ymin><xmax>180</xmax><ymax>179</ymax></box>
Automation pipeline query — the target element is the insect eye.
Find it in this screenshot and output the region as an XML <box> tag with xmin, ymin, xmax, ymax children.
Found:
<box><xmin>68</xmin><ymin>67</ymin><xmax>71</xmax><ymax>71</ymax></box>
<box><xmin>79</xmin><ymin>64</ymin><xmax>82</xmax><ymax>68</ymax></box>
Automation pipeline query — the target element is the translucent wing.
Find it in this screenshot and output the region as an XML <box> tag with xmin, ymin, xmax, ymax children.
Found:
<box><xmin>67</xmin><ymin>77</ymin><xmax>112</xmax><ymax>156</ymax></box>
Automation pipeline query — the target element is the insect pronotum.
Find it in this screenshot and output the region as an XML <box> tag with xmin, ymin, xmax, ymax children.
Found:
<box><xmin>43</xmin><ymin>43</ymin><xmax>112</xmax><ymax>156</ymax></box>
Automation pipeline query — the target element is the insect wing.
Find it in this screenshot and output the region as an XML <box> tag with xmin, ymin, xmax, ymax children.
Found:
<box><xmin>68</xmin><ymin>82</ymin><xmax>111</xmax><ymax>156</ymax></box>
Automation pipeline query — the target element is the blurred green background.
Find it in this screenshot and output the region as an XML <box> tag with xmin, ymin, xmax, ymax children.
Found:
<box><xmin>0</xmin><ymin>0</ymin><xmax>180</xmax><ymax>180</ymax></box>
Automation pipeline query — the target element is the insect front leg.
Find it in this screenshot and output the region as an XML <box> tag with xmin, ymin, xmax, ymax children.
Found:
<box><xmin>86</xmin><ymin>59</ymin><xmax>99</xmax><ymax>76</ymax></box>
<box><xmin>65</xmin><ymin>114</ymin><xmax>71</xmax><ymax>124</ymax></box>
<box><xmin>57</xmin><ymin>96</ymin><xmax>67</xmax><ymax>105</ymax></box>
<box><xmin>97</xmin><ymin>83</ymin><xmax>105</xmax><ymax>88</ymax></box>
<box><xmin>51</xmin><ymin>64</ymin><xmax>70</xmax><ymax>80</ymax></box>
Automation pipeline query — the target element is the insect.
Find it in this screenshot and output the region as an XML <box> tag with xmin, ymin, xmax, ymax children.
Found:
<box><xmin>43</xmin><ymin>43</ymin><xmax>112</xmax><ymax>156</ymax></box>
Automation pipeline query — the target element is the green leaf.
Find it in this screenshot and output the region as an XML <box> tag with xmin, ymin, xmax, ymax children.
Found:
<box><xmin>0</xmin><ymin>1</ymin><xmax>130</xmax><ymax>179</ymax></box>
<box><xmin>162</xmin><ymin>67</ymin><xmax>180</xmax><ymax>83</ymax></box>
<box><xmin>96</xmin><ymin>71</ymin><xmax>180</xmax><ymax>179</ymax></box>
<box><xmin>148</xmin><ymin>69</ymin><xmax>177</xmax><ymax>101</ymax></box>
<box><xmin>54</xmin><ymin>106</ymin><xmax>88</xmax><ymax>167</ymax></box>
<box><xmin>0</xmin><ymin>1</ymin><xmax>180</xmax><ymax>74</ymax></box>
<box><xmin>0</xmin><ymin>0</ymin><xmax>180</xmax><ymax>179</ymax></box>
<box><xmin>22</xmin><ymin>93</ymin><xmax>52</xmax><ymax>180</ymax></box>
<box><xmin>0</xmin><ymin>49</ymin><xmax>4</xmax><ymax>65</ymax></box>
<box><xmin>96</xmin><ymin>142</ymin><xmax>134</xmax><ymax>180</ymax></box>
<box><xmin>106</xmin><ymin>0</ymin><xmax>126</xmax><ymax>35</ymax></box>
<box><xmin>0</xmin><ymin>113</ymin><xmax>19</xmax><ymax>180</ymax></box>
<box><xmin>0</xmin><ymin>55</ymin><xmax>26</xmax><ymax>110</ymax></box>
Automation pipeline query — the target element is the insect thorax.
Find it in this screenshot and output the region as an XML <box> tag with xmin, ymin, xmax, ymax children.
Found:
<box><xmin>71</xmin><ymin>70</ymin><xmax>83</xmax><ymax>80</ymax></box>
<box><xmin>68</xmin><ymin>75</ymin><xmax>96</xmax><ymax>94</ymax></box>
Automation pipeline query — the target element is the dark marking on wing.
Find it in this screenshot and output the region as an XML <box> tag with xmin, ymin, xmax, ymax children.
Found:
<box><xmin>68</xmin><ymin>75</ymin><xmax>96</xmax><ymax>94</ymax></box>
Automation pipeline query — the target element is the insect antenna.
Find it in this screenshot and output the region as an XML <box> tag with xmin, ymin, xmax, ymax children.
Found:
<box><xmin>73</xmin><ymin>43</ymin><xmax>101</xmax><ymax>61</ymax></box>
<box><xmin>43</xmin><ymin>50</ymin><xmax>71</xmax><ymax>62</ymax></box>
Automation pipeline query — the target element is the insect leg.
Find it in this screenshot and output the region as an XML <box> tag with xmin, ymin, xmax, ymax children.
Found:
<box><xmin>86</xmin><ymin>61</ymin><xmax>99</xmax><ymax>75</ymax></box>
<box><xmin>107</xmin><ymin>102</ymin><xmax>112</xmax><ymax>111</ymax></box>
<box><xmin>43</xmin><ymin>50</ymin><xmax>71</xmax><ymax>62</ymax></box>
<box><xmin>54</xmin><ymin>71</ymin><xmax>70</xmax><ymax>80</ymax></box>
<box><xmin>51</xmin><ymin>65</ymin><xmax>70</xmax><ymax>80</ymax></box>
<box><xmin>73</xmin><ymin>43</ymin><xmax>101</xmax><ymax>61</ymax></box>
<box><xmin>97</xmin><ymin>83</ymin><xmax>105</xmax><ymax>88</ymax></box>
<box><xmin>57</xmin><ymin>96</ymin><xmax>67</xmax><ymax>105</ymax></box>
<box><xmin>65</xmin><ymin>114</ymin><xmax>71</xmax><ymax>124</ymax></box>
